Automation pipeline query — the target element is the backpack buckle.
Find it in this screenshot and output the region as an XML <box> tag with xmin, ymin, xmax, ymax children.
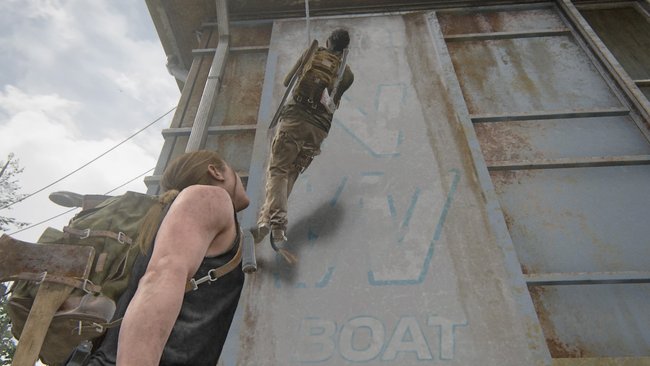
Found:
<box><xmin>81</xmin><ymin>279</ymin><xmax>97</xmax><ymax>294</ymax></box>
<box><xmin>117</xmin><ymin>232</ymin><xmax>126</xmax><ymax>244</ymax></box>
<box><xmin>188</xmin><ymin>269</ymin><xmax>220</xmax><ymax>291</ymax></box>
<box><xmin>80</xmin><ymin>229</ymin><xmax>91</xmax><ymax>239</ymax></box>
<box><xmin>35</xmin><ymin>271</ymin><xmax>48</xmax><ymax>284</ymax></box>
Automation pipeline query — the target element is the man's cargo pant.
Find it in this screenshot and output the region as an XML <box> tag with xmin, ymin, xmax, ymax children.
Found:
<box><xmin>258</xmin><ymin>115</ymin><xmax>328</xmax><ymax>231</ymax></box>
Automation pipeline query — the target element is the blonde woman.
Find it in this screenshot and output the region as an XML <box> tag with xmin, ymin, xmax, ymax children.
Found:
<box><xmin>86</xmin><ymin>150</ymin><xmax>249</xmax><ymax>366</ymax></box>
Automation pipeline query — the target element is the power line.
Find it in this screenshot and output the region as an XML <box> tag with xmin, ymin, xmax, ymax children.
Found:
<box><xmin>7</xmin><ymin>207</ymin><xmax>78</xmax><ymax>236</ymax></box>
<box><xmin>104</xmin><ymin>167</ymin><xmax>154</xmax><ymax>195</ymax></box>
<box><xmin>0</xmin><ymin>106</ymin><xmax>175</xmax><ymax>211</ymax></box>
<box><xmin>7</xmin><ymin>166</ymin><xmax>155</xmax><ymax>236</ymax></box>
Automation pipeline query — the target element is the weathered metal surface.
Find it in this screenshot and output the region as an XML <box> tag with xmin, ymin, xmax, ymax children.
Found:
<box><xmin>446</xmin><ymin>35</ymin><xmax>623</xmax><ymax>116</ymax></box>
<box><xmin>147</xmin><ymin>21</ymin><xmax>269</xmax><ymax>195</ymax></box>
<box><xmin>475</xmin><ymin>116</ymin><xmax>650</xmax><ymax>162</ymax></box>
<box><xmin>530</xmin><ymin>284</ymin><xmax>650</xmax><ymax>358</ymax></box>
<box><xmin>204</xmin><ymin>131</ymin><xmax>256</xmax><ymax>174</ymax></box>
<box><xmin>181</xmin><ymin>28</ymin><xmax>220</xmax><ymax>128</ymax></box>
<box><xmin>186</xmin><ymin>0</ymin><xmax>230</xmax><ymax>152</ymax></box>
<box><xmin>642</xmin><ymin>86</ymin><xmax>650</xmax><ymax>100</ymax></box>
<box><xmin>437</xmin><ymin>6</ymin><xmax>565</xmax><ymax>35</ymax></box>
<box><xmin>223</xmin><ymin>12</ymin><xmax>549</xmax><ymax>366</ymax></box>
<box><xmin>558</xmin><ymin>0</ymin><xmax>650</xmax><ymax>128</ymax></box>
<box><xmin>0</xmin><ymin>234</ymin><xmax>94</xmax><ymax>282</ymax></box>
<box><xmin>491</xmin><ymin>166</ymin><xmax>650</xmax><ymax>274</ymax></box>
<box><xmin>579</xmin><ymin>6</ymin><xmax>650</xmax><ymax>81</ymax></box>
<box><xmin>440</xmin><ymin>3</ymin><xmax>650</xmax><ymax>360</ymax></box>
<box><xmin>146</xmin><ymin>1</ymin><xmax>650</xmax><ymax>363</ymax></box>
<box><xmin>230</xmin><ymin>22</ymin><xmax>273</xmax><ymax>48</ymax></box>
<box><xmin>148</xmin><ymin>0</ymin><xmax>551</xmax><ymax>71</ymax></box>
<box><xmin>213</xmin><ymin>52</ymin><xmax>268</xmax><ymax>126</ymax></box>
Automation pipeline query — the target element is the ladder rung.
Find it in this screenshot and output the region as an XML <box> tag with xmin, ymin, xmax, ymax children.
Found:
<box><xmin>192</xmin><ymin>46</ymin><xmax>269</xmax><ymax>55</ymax></box>
<box><xmin>162</xmin><ymin>125</ymin><xmax>258</xmax><ymax>137</ymax></box>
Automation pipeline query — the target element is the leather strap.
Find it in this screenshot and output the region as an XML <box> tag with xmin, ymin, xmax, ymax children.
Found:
<box><xmin>11</xmin><ymin>272</ymin><xmax>102</xmax><ymax>294</ymax></box>
<box><xmin>63</xmin><ymin>226</ymin><xmax>133</xmax><ymax>245</ymax></box>
<box><xmin>185</xmin><ymin>232</ymin><xmax>243</xmax><ymax>292</ymax></box>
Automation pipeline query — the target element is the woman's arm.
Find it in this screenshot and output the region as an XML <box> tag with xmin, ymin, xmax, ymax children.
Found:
<box><xmin>116</xmin><ymin>185</ymin><xmax>234</xmax><ymax>366</ymax></box>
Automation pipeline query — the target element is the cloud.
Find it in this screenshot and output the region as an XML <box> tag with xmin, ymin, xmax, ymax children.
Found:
<box><xmin>0</xmin><ymin>0</ymin><xmax>179</xmax><ymax>138</ymax></box>
<box><xmin>0</xmin><ymin>0</ymin><xmax>180</xmax><ymax>241</ymax></box>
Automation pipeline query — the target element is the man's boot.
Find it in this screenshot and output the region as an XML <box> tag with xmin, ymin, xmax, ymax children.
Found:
<box><xmin>251</xmin><ymin>223</ymin><xmax>270</xmax><ymax>244</ymax></box>
<box><xmin>271</xmin><ymin>228</ymin><xmax>288</xmax><ymax>246</ymax></box>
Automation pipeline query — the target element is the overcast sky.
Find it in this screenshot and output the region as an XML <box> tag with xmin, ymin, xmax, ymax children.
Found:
<box><xmin>0</xmin><ymin>0</ymin><xmax>180</xmax><ymax>242</ymax></box>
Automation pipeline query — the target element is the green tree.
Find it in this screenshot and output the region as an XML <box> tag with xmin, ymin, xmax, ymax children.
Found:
<box><xmin>0</xmin><ymin>153</ymin><xmax>28</xmax><ymax>232</ymax></box>
<box><xmin>0</xmin><ymin>153</ymin><xmax>27</xmax><ymax>364</ymax></box>
<box><xmin>0</xmin><ymin>283</ymin><xmax>15</xmax><ymax>365</ymax></box>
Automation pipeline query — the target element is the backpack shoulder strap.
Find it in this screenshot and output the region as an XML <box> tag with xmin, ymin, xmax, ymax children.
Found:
<box><xmin>185</xmin><ymin>231</ymin><xmax>243</xmax><ymax>292</ymax></box>
<box><xmin>185</xmin><ymin>207</ymin><xmax>243</xmax><ymax>292</ymax></box>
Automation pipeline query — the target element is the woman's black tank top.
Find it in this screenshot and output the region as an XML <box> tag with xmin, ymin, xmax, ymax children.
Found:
<box><xmin>85</xmin><ymin>217</ymin><xmax>244</xmax><ymax>366</ymax></box>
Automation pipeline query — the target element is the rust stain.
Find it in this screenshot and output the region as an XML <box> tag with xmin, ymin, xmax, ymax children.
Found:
<box><xmin>230</xmin><ymin>23</ymin><xmax>272</xmax><ymax>48</ymax></box>
<box><xmin>475</xmin><ymin>122</ymin><xmax>535</xmax><ymax>162</ymax></box>
<box><xmin>447</xmin><ymin>41</ymin><xmax>498</xmax><ymax>115</ymax></box>
<box><xmin>528</xmin><ymin>286</ymin><xmax>586</xmax><ymax>358</ymax></box>
<box><xmin>219</xmin><ymin>53</ymin><xmax>267</xmax><ymax>126</ymax></box>
<box><xmin>437</xmin><ymin>10</ymin><xmax>504</xmax><ymax>35</ymax></box>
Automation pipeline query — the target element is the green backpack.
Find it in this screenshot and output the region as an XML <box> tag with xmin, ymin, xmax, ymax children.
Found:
<box><xmin>293</xmin><ymin>47</ymin><xmax>341</xmax><ymax>106</ymax></box>
<box><xmin>7</xmin><ymin>191</ymin><xmax>158</xmax><ymax>365</ymax></box>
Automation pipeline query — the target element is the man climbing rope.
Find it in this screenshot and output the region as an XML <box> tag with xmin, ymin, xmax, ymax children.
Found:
<box><xmin>84</xmin><ymin>150</ymin><xmax>250</xmax><ymax>366</ymax></box>
<box><xmin>253</xmin><ymin>29</ymin><xmax>354</xmax><ymax>251</ymax></box>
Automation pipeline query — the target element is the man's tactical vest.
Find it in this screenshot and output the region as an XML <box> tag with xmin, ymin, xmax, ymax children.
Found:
<box><xmin>293</xmin><ymin>48</ymin><xmax>341</xmax><ymax>108</ymax></box>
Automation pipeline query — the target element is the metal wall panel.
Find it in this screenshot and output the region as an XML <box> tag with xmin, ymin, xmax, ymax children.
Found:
<box><xmin>491</xmin><ymin>166</ymin><xmax>650</xmax><ymax>273</ymax></box>
<box><xmin>531</xmin><ymin>284</ymin><xmax>650</xmax><ymax>358</ymax></box>
<box><xmin>437</xmin><ymin>3</ymin><xmax>650</xmax><ymax>359</ymax></box>
<box><xmin>475</xmin><ymin>116</ymin><xmax>650</xmax><ymax>161</ymax></box>
<box><xmin>226</xmin><ymin>12</ymin><xmax>549</xmax><ymax>366</ymax></box>
<box><xmin>213</xmin><ymin>52</ymin><xmax>268</xmax><ymax>126</ymax></box>
<box><xmin>579</xmin><ymin>5</ymin><xmax>650</xmax><ymax>81</ymax></box>
<box><xmin>438</xmin><ymin>7</ymin><xmax>566</xmax><ymax>34</ymax></box>
<box><xmin>446</xmin><ymin>36</ymin><xmax>623</xmax><ymax>115</ymax></box>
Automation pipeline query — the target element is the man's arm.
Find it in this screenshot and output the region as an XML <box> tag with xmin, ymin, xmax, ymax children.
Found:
<box><xmin>283</xmin><ymin>47</ymin><xmax>310</xmax><ymax>87</ymax></box>
<box><xmin>333</xmin><ymin>66</ymin><xmax>354</xmax><ymax>106</ymax></box>
<box><xmin>116</xmin><ymin>185</ymin><xmax>235</xmax><ymax>366</ymax></box>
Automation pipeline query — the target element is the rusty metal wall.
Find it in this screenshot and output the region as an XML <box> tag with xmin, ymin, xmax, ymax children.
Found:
<box><xmin>223</xmin><ymin>10</ymin><xmax>555</xmax><ymax>366</ymax></box>
<box><xmin>146</xmin><ymin>1</ymin><xmax>650</xmax><ymax>365</ymax></box>
<box><xmin>579</xmin><ymin>3</ymin><xmax>650</xmax><ymax>104</ymax></box>
<box><xmin>436</xmin><ymin>3</ymin><xmax>650</xmax><ymax>359</ymax></box>
<box><xmin>146</xmin><ymin>21</ymin><xmax>272</xmax><ymax>193</ymax></box>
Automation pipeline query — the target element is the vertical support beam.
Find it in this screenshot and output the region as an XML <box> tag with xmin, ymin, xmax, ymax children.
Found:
<box><xmin>557</xmin><ymin>0</ymin><xmax>650</xmax><ymax>124</ymax></box>
<box><xmin>186</xmin><ymin>0</ymin><xmax>230</xmax><ymax>152</ymax></box>
<box><xmin>305</xmin><ymin>0</ymin><xmax>311</xmax><ymax>45</ymax></box>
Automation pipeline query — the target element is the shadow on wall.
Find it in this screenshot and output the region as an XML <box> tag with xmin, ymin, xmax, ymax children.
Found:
<box><xmin>256</xmin><ymin>199</ymin><xmax>346</xmax><ymax>285</ymax></box>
